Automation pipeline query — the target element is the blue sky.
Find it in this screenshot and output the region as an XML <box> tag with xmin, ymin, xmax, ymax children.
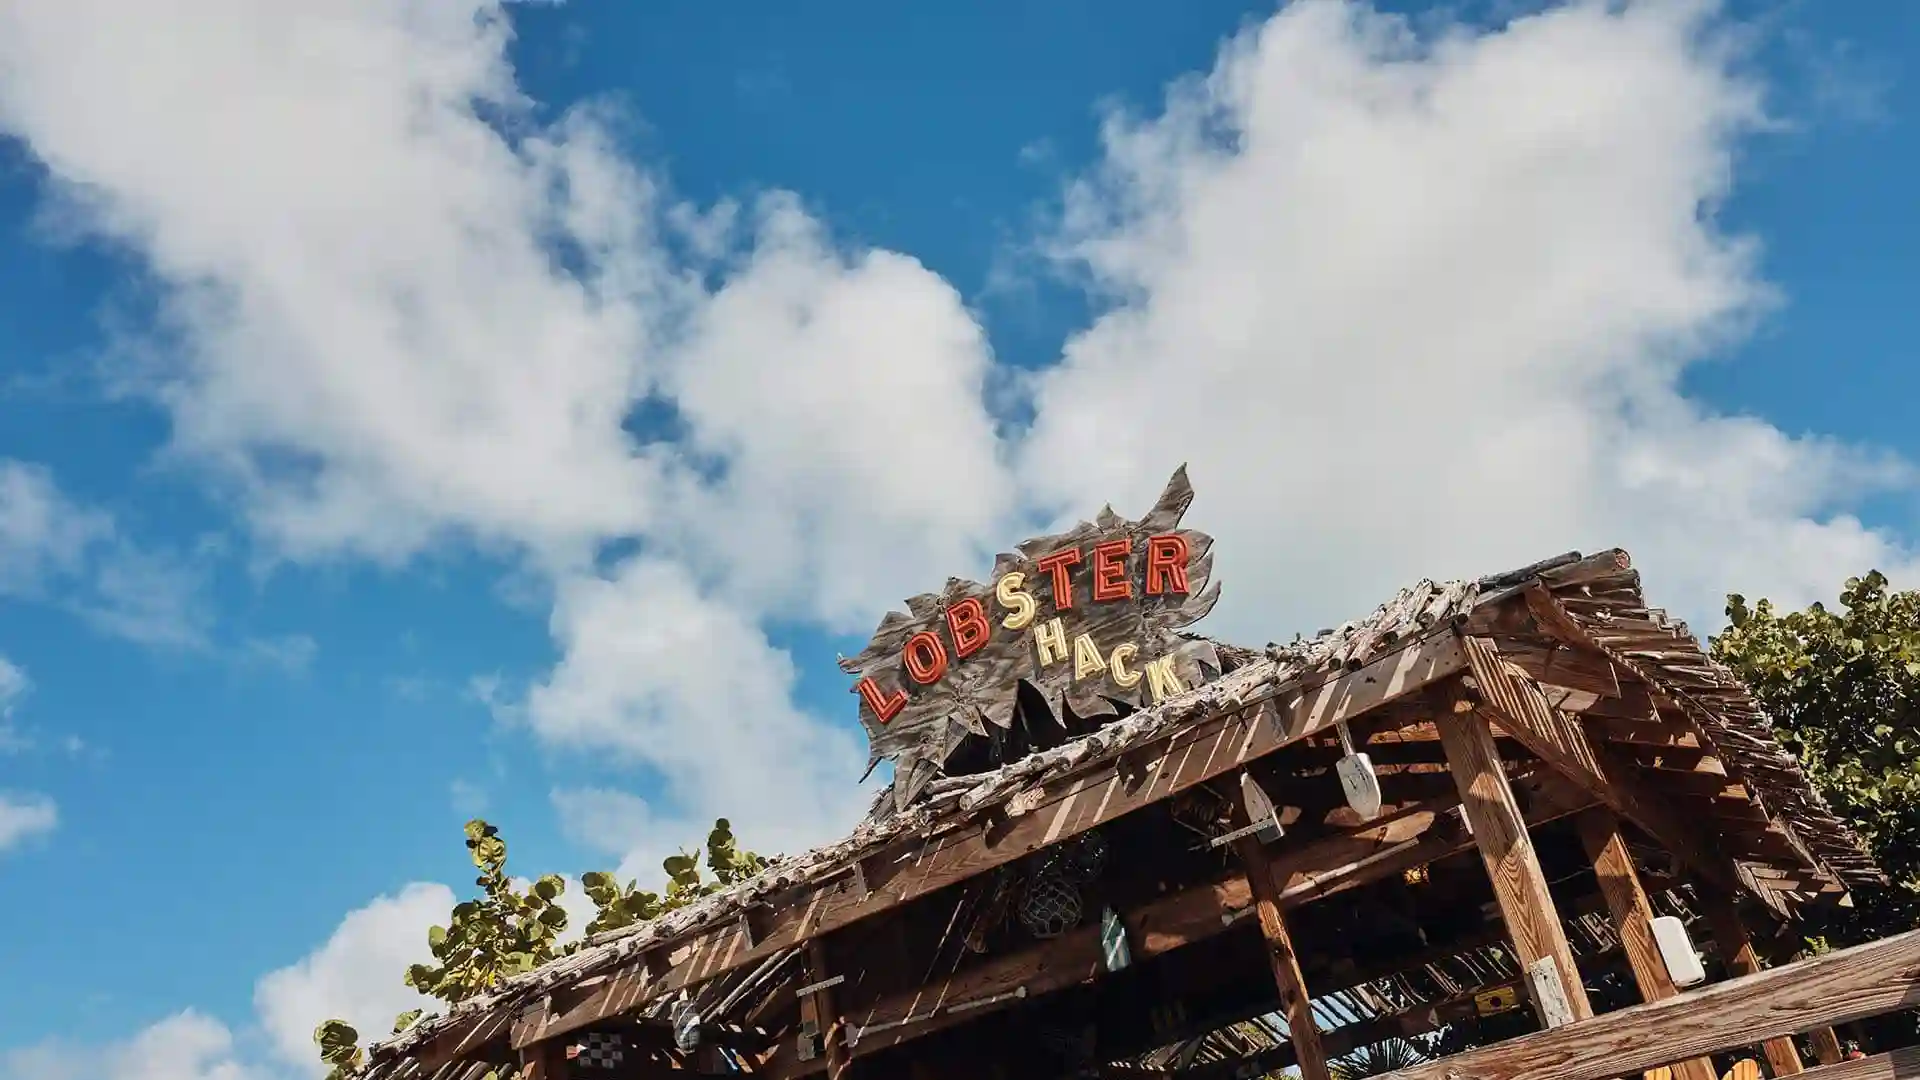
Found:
<box><xmin>0</xmin><ymin>1</ymin><xmax>1915</xmax><ymax>1076</ymax></box>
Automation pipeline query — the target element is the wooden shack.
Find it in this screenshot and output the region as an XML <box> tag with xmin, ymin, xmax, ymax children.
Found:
<box><xmin>359</xmin><ymin>470</ymin><xmax>1901</xmax><ymax>1080</ymax></box>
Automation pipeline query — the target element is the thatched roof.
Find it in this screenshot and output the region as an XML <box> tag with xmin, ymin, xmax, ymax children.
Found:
<box><xmin>359</xmin><ymin>548</ymin><xmax>1876</xmax><ymax>1078</ymax></box>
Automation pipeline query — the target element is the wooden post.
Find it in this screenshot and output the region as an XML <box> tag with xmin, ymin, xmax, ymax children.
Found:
<box><xmin>1439</xmin><ymin>707</ymin><xmax>1594</xmax><ymax>1026</ymax></box>
<box><xmin>804</xmin><ymin>938</ymin><xmax>853</xmax><ymax>1080</ymax></box>
<box><xmin>1230</xmin><ymin>780</ymin><xmax>1332</xmax><ymax>1080</ymax></box>
<box><xmin>1807</xmin><ymin>1027</ymin><xmax>1845</xmax><ymax>1067</ymax></box>
<box><xmin>1577</xmin><ymin>810</ymin><xmax>1717</xmax><ymax>1080</ymax></box>
<box><xmin>519</xmin><ymin>1039</ymin><xmax>568</xmax><ymax>1080</ymax></box>
<box><xmin>1697</xmin><ymin>885</ymin><xmax>1806</xmax><ymax>1076</ymax></box>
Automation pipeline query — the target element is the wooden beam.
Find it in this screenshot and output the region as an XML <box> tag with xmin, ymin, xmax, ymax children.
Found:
<box><xmin>1375</xmin><ymin>929</ymin><xmax>1920</xmax><ymax>1080</ymax></box>
<box><xmin>508</xmin><ymin>632</ymin><xmax>1469</xmax><ymax>1052</ymax></box>
<box><xmin>1437</xmin><ymin>704</ymin><xmax>1594</xmax><ymax>1026</ymax></box>
<box><xmin>1496</xmin><ymin>639</ymin><xmax>1621</xmax><ymax>701</ymax></box>
<box><xmin>1577</xmin><ymin>810</ymin><xmax>1716</xmax><ymax>1080</ymax></box>
<box><xmin>767</xmin><ymin>778</ymin><xmax>1598</xmax><ymax>1077</ymax></box>
<box><xmin>521</xmin><ymin>1039</ymin><xmax>569</xmax><ymax>1080</ymax></box>
<box><xmin>1460</xmin><ymin>636</ymin><xmax>1741</xmax><ymax>896</ymax></box>
<box><xmin>1231</xmin><ymin>782</ymin><xmax>1330</xmax><ymax>1080</ymax></box>
<box><xmin>1697</xmin><ymin>884</ymin><xmax>1805</xmax><ymax>1076</ymax></box>
<box><xmin>801</xmin><ymin>940</ymin><xmax>851</xmax><ymax>1080</ymax></box>
<box><xmin>1792</xmin><ymin>1048</ymin><xmax>1920</xmax><ymax>1080</ymax></box>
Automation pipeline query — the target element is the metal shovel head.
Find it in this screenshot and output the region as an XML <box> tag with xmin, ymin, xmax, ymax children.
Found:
<box><xmin>1336</xmin><ymin>751</ymin><xmax>1383</xmax><ymax>820</ymax></box>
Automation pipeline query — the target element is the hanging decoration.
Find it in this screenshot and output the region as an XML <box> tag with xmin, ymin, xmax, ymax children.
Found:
<box><xmin>1334</xmin><ymin>719</ymin><xmax>1383</xmax><ymax>821</ymax></box>
<box><xmin>1017</xmin><ymin>861</ymin><xmax>1084</xmax><ymax>939</ymax></box>
<box><xmin>843</xmin><ymin>467</ymin><xmax>1223</xmax><ymax>809</ymax></box>
<box><xmin>1100</xmin><ymin>906</ymin><xmax>1133</xmax><ymax>973</ymax></box>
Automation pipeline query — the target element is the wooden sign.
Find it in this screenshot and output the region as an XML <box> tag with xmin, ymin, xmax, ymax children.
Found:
<box><xmin>842</xmin><ymin>467</ymin><xmax>1222</xmax><ymax>808</ymax></box>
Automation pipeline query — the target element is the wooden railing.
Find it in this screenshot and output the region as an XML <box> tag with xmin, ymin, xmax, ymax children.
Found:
<box><xmin>1378</xmin><ymin>929</ymin><xmax>1920</xmax><ymax>1080</ymax></box>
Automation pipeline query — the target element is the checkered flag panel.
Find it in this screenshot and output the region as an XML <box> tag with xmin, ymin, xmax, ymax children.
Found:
<box><xmin>570</xmin><ymin>1033</ymin><xmax>627</xmax><ymax>1071</ymax></box>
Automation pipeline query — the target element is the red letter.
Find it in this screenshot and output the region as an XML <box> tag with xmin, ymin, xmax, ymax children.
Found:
<box><xmin>854</xmin><ymin>677</ymin><xmax>907</xmax><ymax>724</ymax></box>
<box><xmin>902</xmin><ymin>631</ymin><xmax>949</xmax><ymax>685</ymax></box>
<box><xmin>1146</xmin><ymin>534</ymin><xmax>1191</xmax><ymax>595</ymax></box>
<box><xmin>1035</xmin><ymin>547</ymin><xmax>1083</xmax><ymax>610</ymax></box>
<box><xmin>1091</xmin><ymin>538</ymin><xmax>1132</xmax><ymax>602</ymax></box>
<box><xmin>945</xmin><ymin>597</ymin><xmax>991</xmax><ymax>659</ymax></box>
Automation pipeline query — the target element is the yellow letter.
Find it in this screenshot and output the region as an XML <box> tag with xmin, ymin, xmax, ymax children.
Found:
<box><xmin>1033</xmin><ymin>617</ymin><xmax>1068</xmax><ymax>667</ymax></box>
<box><xmin>996</xmin><ymin>572</ymin><xmax>1037</xmax><ymax>631</ymax></box>
<box><xmin>1145</xmin><ymin>654</ymin><xmax>1186</xmax><ymax>703</ymax></box>
<box><xmin>1072</xmin><ymin>634</ymin><xmax>1107</xmax><ymax>680</ymax></box>
<box><xmin>1109</xmin><ymin>643</ymin><xmax>1140</xmax><ymax>688</ymax></box>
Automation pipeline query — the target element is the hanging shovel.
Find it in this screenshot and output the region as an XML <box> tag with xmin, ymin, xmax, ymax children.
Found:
<box><xmin>1334</xmin><ymin>720</ymin><xmax>1382</xmax><ymax>821</ymax></box>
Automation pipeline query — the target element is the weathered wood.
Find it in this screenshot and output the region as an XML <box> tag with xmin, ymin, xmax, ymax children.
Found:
<box><xmin>1375</xmin><ymin>929</ymin><xmax>1920</xmax><ymax>1080</ymax></box>
<box><xmin>802</xmin><ymin>939</ymin><xmax>851</xmax><ymax>1080</ymax></box>
<box><xmin>1698</xmin><ymin>885</ymin><xmax>1805</xmax><ymax>1076</ymax></box>
<box><xmin>520</xmin><ymin>1038</ymin><xmax>568</xmax><ymax>1080</ymax></box>
<box><xmin>1462</xmin><ymin>636</ymin><xmax>1740</xmax><ymax>895</ymax></box>
<box><xmin>1498</xmin><ymin>639</ymin><xmax>1622</xmax><ymax>701</ymax></box>
<box><xmin>843</xmin><ymin>467</ymin><xmax>1223</xmax><ymax>806</ymax></box>
<box><xmin>1578</xmin><ymin>809</ymin><xmax>1717</xmax><ymax>1080</ymax></box>
<box><xmin>1811</xmin><ymin>1026</ymin><xmax>1848</xmax><ymax>1066</ymax></box>
<box><xmin>1794</xmin><ymin>1047</ymin><xmax>1920</xmax><ymax>1080</ymax></box>
<box><xmin>509</xmin><ymin>631</ymin><xmax>1471</xmax><ymax>1051</ymax></box>
<box><xmin>1438</xmin><ymin>705</ymin><xmax>1594</xmax><ymax>1025</ymax></box>
<box><xmin>1231</xmin><ymin>782</ymin><xmax>1330</xmax><ymax>1080</ymax></box>
<box><xmin>769</xmin><ymin>778</ymin><xmax>1597</xmax><ymax>1077</ymax></box>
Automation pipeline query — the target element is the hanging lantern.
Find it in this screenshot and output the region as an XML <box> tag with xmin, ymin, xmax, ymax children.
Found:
<box><xmin>1018</xmin><ymin>861</ymin><xmax>1083</xmax><ymax>939</ymax></box>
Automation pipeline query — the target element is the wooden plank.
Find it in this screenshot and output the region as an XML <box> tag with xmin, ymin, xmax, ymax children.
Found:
<box><xmin>1231</xmin><ymin>783</ymin><xmax>1331</xmax><ymax>1080</ymax></box>
<box><xmin>1794</xmin><ymin>1048</ymin><xmax>1920</xmax><ymax>1080</ymax></box>
<box><xmin>1578</xmin><ymin>810</ymin><xmax>1717</xmax><ymax>1080</ymax></box>
<box><xmin>1697</xmin><ymin>885</ymin><xmax>1805</xmax><ymax>1076</ymax></box>
<box><xmin>1375</xmin><ymin>929</ymin><xmax>1920</xmax><ymax>1080</ymax></box>
<box><xmin>1498</xmin><ymin>639</ymin><xmax>1622</xmax><ymax>701</ymax></box>
<box><xmin>510</xmin><ymin>632</ymin><xmax>1470</xmax><ymax>1051</ymax></box>
<box><xmin>1437</xmin><ymin>704</ymin><xmax>1594</xmax><ymax>1025</ymax></box>
<box><xmin>771</xmin><ymin>778</ymin><xmax>1599</xmax><ymax>1076</ymax></box>
<box><xmin>802</xmin><ymin>940</ymin><xmax>851</xmax><ymax>1080</ymax></box>
<box><xmin>1812</xmin><ymin>1026</ymin><xmax>1848</xmax><ymax>1066</ymax></box>
<box><xmin>1461</xmin><ymin>636</ymin><xmax>1740</xmax><ymax>894</ymax></box>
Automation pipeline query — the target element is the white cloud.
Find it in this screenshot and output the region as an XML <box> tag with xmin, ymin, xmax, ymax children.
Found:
<box><xmin>254</xmin><ymin>882</ymin><xmax>450</xmax><ymax>1075</ymax></box>
<box><xmin>1021</xmin><ymin>0</ymin><xmax>1919</xmax><ymax>635</ymax></box>
<box><xmin>0</xmin><ymin>654</ymin><xmax>29</xmax><ymax>752</ymax></box>
<box><xmin>528</xmin><ymin>559</ymin><xmax>873</xmax><ymax>868</ymax></box>
<box><xmin>0</xmin><ymin>0</ymin><xmax>989</xmax><ymax>856</ymax></box>
<box><xmin>0</xmin><ymin>459</ymin><xmax>214</xmax><ymax>648</ymax></box>
<box><xmin>4</xmin><ymin>1011</ymin><xmax>259</xmax><ymax>1080</ymax></box>
<box><xmin>0</xmin><ymin>790</ymin><xmax>57</xmax><ymax>853</ymax></box>
<box><xmin>0</xmin><ymin>460</ymin><xmax>111</xmax><ymax>598</ymax></box>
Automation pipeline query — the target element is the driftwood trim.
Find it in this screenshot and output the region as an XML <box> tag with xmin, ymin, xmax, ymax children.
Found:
<box><xmin>1376</xmin><ymin>928</ymin><xmax>1920</xmax><ymax>1080</ymax></box>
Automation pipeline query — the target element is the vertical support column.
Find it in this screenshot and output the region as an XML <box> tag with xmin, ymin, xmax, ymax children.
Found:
<box><xmin>1577</xmin><ymin>810</ymin><xmax>1717</xmax><ymax>1080</ymax></box>
<box><xmin>519</xmin><ymin>1039</ymin><xmax>568</xmax><ymax>1080</ymax></box>
<box><xmin>1439</xmin><ymin>707</ymin><xmax>1594</xmax><ymax>1026</ymax></box>
<box><xmin>1807</xmin><ymin>1028</ymin><xmax>1845</xmax><ymax>1067</ymax></box>
<box><xmin>1698</xmin><ymin>884</ymin><xmax>1806</xmax><ymax>1076</ymax></box>
<box><xmin>1230</xmin><ymin>780</ymin><xmax>1332</xmax><ymax>1080</ymax></box>
<box><xmin>804</xmin><ymin>938</ymin><xmax>853</xmax><ymax>1080</ymax></box>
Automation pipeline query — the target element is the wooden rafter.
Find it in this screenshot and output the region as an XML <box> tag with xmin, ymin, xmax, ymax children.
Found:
<box><xmin>506</xmin><ymin>633</ymin><xmax>1471</xmax><ymax>1055</ymax></box>
<box><xmin>1458</xmin><ymin>635</ymin><xmax>1746</xmax><ymax>899</ymax></box>
<box><xmin>762</xmin><ymin>774</ymin><xmax>1598</xmax><ymax>1077</ymax></box>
